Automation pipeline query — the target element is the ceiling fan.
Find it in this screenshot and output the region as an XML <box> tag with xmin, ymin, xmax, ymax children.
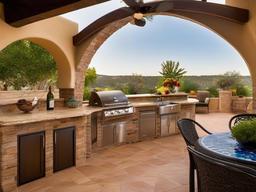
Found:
<box><xmin>123</xmin><ymin>0</ymin><xmax>151</xmax><ymax>27</ymax></box>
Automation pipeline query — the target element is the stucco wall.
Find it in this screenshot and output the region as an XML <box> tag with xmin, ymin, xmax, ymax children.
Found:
<box><xmin>225</xmin><ymin>0</ymin><xmax>256</xmax><ymax>110</ymax></box>
<box><xmin>0</xmin><ymin>7</ymin><xmax>78</xmax><ymax>89</ymax></box>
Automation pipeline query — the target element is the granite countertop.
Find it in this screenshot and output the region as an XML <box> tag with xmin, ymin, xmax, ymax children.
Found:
<box><xmin>131</xmin><ymin>98</ymin><xmax>198</xmax><ymax>107</ymax></box>
<box><xmin>0</xmin><ymin>98</ymin><xmax>198</xmax><ymax>126</ymax></box>
<box><xmin>126</xmin><ymin>93</ymin><xmax>188</xmax><ymax>98</ymax></box>
<box><xmin>0</xmin><ymin>105</ymin><xmax>106</xmax><ymax>126</ymax></box>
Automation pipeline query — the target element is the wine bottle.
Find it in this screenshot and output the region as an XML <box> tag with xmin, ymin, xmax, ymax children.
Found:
<box><xmin>46</xmin><ymin>86</ymin><xmax>54</xmax><ymax>110</ymax></box>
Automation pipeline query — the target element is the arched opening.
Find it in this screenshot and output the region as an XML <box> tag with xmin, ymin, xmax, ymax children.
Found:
<box><xmin>87</xmin><ymin>15</ymin><xmax>251</xmax><ymax>97</ymax></box>
<box><xmin>1</xmin><ymin>37</ymin><xmax>74</xmax><ymax>100</ymax></box>
<box><xmin>75</xmin><ymin>12</ymin><xmax>256</xmax><ymax>111</ymax></box>
<box><xmin>0</xmin><ymin>40</ymin><xmax>57</xmax><ymax>90</ymax></box>
<box><xmin>0</xmin><ymin>39</ymin><xmax>72</xmax><ymax>102</ymax></box>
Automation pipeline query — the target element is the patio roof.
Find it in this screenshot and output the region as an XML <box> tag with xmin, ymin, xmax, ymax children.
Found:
<box><xmin>0</xmin><ymin>0</ymin><xmax>110</xmax><ymax>27</ymax></box>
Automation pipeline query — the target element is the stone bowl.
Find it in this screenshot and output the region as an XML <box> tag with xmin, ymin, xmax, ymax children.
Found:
<box><xmin>16</xmin><ymin>99</ymin><xmax>38</xmax><ymax>113</ymax></box>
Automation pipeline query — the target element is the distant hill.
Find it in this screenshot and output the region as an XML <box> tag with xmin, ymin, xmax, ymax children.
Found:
<box><xmin>92</xmin><ymin>74</ymin><xmax>252</xmax><ymax>91</ymax></box>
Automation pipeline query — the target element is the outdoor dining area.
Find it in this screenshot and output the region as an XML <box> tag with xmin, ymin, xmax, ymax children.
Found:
<box><xmin>178</xmin><ymin>114</ymin><xmax>256</xmax><ymax>192</ymax></box>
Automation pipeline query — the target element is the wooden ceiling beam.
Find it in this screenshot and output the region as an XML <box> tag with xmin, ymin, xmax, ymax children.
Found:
<box><xmin>0</xmin><ymin>0</ymin><xmax>110</xmax><ymax>27</ymax></box>
<box><xmin>73</xmin><ymin>7</ymin><xmax>135</xmax><ymax>46</ymax></box>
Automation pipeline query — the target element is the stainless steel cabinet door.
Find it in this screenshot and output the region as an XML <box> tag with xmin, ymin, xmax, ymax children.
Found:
<box><xmin>161</xmin><ymin>114</ymin><xmax>177</xmax><ymax>136</ymax></box>
<box><xmin>115</xmin><ymin>122</ymin><xmax>126</xmax><ymax>144</ymax></box>
<box><xmin>139</xmin><ymin>111</ymin><xmax>156</xmax><ymax>138</ymax></box>
<box><xmin>102</xmin><ymin>124</ymin><xmax>114</xmax><ymax>146</ymax></box>
<box><xmin>160</xmin><ymin>115</ymin><xmax>169</xmax><ymax>137</ymax></box>
<box><xmin>168</xmin><ymin>115</ymin><xmax>177</xmax><ymax>135</ymax></box>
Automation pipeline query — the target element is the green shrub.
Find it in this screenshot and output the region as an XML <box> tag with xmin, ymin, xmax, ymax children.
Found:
<box><xmin>83</xmin><ymin>87</ymin><xmax>91</xmax><ymax>101</ymax></box>
<box><xmin>207</xmin><ymin>86</ymin><xmax>219</xmax><ymax>97</ymax></box>
<box><xmin>231</xmin><ymin>120</ymin><xmax>256</xmax><ymax>144</ymax></box>
<box><xmin>179</xmin><ymin>79</ymin><xmax>199</xmax><ymax>93</ymax></box>
<box><xmin>235</xmin><ymin>85</ymin><xmax>252</xmax><ymax>97</ymax></box>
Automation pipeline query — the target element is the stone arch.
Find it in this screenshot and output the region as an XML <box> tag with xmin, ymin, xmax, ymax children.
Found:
<box><xmin>75</xmin><ymin>11</ymin><xmax>256</xmax><ymax>110</ymax></box>
<box><xmin>0</xmin><ymin>37</ymin><xmax>73</xmax><ymax>92</ymax></box>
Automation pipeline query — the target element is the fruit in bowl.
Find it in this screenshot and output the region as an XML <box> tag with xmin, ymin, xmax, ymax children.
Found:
<box><xmin>16</xmin><ymin>97</ymin><xmax>39</xmax><ymax>113</ymax></box>
<box><xmin>231</xmin><ymin>119</ymin><xmax>256</xmax><ymax>148</ymax></box>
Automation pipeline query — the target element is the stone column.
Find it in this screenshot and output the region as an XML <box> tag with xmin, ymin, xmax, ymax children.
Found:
<box><xmin>219</xmin><ymin>90</ymin><xmax>233</xmax><ymax>113</ymax></box>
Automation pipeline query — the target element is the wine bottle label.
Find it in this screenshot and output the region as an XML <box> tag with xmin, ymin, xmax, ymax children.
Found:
<box><xmin>49</xmin><ymin>100</ymin><xmax>54</xmax><ymax>108</ymax></box>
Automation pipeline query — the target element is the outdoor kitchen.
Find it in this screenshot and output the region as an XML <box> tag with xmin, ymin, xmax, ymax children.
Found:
<box><xmin>0</xmin><ymin>90</ymin><xmax>196</xmax><ymax>192</ymax></box>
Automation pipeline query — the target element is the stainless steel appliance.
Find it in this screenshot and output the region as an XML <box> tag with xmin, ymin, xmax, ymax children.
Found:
<box><xmin>139</xmin><ymin>110</ymin><xmax>156</xmax><ymax>139</ymax></box>
<box><xmin>89</xmin><ymin>90</ymin><xmax>134</xmax><ymax>147</ymax></box>
<box><xmin>102</xmin><ymin>122</ymin><xmax>127</xmax><ymax>146</ymax></box>
<box><xmin>159</xmin><ymin>103</ymin><xmax>180</xmax><ymax>137</ymax></box>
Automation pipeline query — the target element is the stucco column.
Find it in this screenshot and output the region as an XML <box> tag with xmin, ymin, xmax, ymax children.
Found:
<box><xmin>252</xmin><ymin>82</ymin><xmax>256</xmax><ymax>112</ymax></box>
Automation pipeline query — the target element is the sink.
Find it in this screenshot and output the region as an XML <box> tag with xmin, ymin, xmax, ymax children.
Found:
<box><xmin>158</xmin><ymin>103</ymin><xmax>180</xmax><ymax>115</ymax></box>
<box><xmin>155</xmin><ymin>100</ymin><xmax>174</xmax><ymax>106</ymax></box>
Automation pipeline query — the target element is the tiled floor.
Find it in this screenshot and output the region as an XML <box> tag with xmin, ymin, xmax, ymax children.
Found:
<box><xmin>18</xmin><ymin>113</ymin><xmax>234</xmax><ymax>192</ymax></box>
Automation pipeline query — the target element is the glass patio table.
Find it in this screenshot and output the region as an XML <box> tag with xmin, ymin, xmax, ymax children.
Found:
<box><xmin>196</xmin><ymin>132</ymin><xmax>256</xmax><ymax>169</ymax></box>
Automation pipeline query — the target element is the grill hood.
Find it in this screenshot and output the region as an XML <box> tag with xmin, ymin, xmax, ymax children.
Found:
<box><xmin>89</xmin><ymin>90</ymin><xmax>129</xmax><ymax>107</ymax></box>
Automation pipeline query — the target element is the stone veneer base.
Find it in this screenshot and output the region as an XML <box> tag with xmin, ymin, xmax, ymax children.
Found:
<box><xmin>0</xmin><ymin>116</ymin><xmax>87</xmax><ymax>192</ymax></box>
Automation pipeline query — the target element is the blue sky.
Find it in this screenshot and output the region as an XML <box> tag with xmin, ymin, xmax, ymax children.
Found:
<box><xmin>62</xmin><ymin>0</ymin><xmax>249</xmax><ymax>76</ymax></box>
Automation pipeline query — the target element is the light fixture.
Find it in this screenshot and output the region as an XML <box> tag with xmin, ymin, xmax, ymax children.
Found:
<box><xmin>133</xmin><ymin>13</ymin><xmax>144</xmax><ymax>20</ymax></box>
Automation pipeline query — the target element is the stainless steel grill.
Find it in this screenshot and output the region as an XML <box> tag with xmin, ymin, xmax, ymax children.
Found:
<box><xmin>89</xmin><ymin>90</ymin><xmax>134</xmax><ymax>118</ymax></box>
<box><xmin>89</xmin><ymin>90</ymin><xmax>134</xmax><ymax>147</ymax></box>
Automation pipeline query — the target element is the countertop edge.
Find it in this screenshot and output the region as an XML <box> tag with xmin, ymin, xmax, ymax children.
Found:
<box><xmin>0</xmin><ymin>99</ymin><xmax>198</xmax><ymax>126</ymax></box>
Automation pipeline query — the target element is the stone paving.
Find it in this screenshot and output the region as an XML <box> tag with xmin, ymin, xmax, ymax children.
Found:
<box><xmin>17</xmin><ymin>113</ymin><xmax>234</xmax><ymax>192</ymax></box>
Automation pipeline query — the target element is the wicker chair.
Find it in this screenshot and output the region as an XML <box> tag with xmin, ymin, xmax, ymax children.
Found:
<box><xmin>187</xmin><ymin>146</ymin><xmax>256</xmax><ymax>192</ymax></box>
<box><xmin>196</xmin><ymin>91</ymin><xmax>210</xmax><ymax>113</ymax></box>
<box><xmin>229</xmin><ymin>113</ymin><xmax>256</xmax><ymax>130</ymax></box>
<box><xmin>177</xmin><ymin>118</ymin><xmax>212</xmax><ymax>192</ymax></box>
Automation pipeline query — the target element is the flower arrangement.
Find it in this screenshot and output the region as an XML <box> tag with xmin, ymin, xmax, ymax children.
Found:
<box><xmin>157</xmin><ymin>78</ymin><xmax>181</xmax><ymax>95</ymax></box>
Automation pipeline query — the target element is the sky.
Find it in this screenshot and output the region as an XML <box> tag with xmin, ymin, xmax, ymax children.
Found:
<box><xmin>62</xmin><ymin>0</ymin><xmax>250</xmax><ymax>76</ymax></box>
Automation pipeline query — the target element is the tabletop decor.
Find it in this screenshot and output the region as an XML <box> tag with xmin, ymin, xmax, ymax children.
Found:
<box><xmin>16</xmin><ymin>97</ymin><xmax>39</xmax><ymax>113</ymax></box>
<box><xmin>156</xmin><ymin>78</ymin><xmax>180</xmax><ymax>95</ymax></box>
<box><xmin>156</xmin><ymin>60</ymin><xmax>185</xmax><ymax>95</ymax></box>
<box><xmin>65</xmin><ymin>97</ymin><xmax>81</xmax><ymax>108</ymax></box>
<box><xmin>231</xmin><ymin>119</ymin><xmax>256</xmax><ymax>148</ymax></box>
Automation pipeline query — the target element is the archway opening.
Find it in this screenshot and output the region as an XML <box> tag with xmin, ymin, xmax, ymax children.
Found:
<box><xmin>0</xmin><ymin>39</ymin><xmax>61</xmax><ymax>102</ymax></box>
<box><xmin>80</xmin><ymin>15</ymin><xmax>252</xmax><ymax>108</ymax></box>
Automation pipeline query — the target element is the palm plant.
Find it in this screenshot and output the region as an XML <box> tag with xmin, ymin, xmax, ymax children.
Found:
<box><xmin>159</xmin><ymin>60</ymin><xmax>187</xmax><ymax>80</ymax></box>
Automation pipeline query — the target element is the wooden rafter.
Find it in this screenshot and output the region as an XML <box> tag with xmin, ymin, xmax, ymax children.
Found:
<box><xmin>0</xmin><ymin>0</ymin><xmax>110</xmax><ymax>27</ymax></box>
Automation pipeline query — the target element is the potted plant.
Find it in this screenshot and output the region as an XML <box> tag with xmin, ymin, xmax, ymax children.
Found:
<box><xmin>231</xmin><ymin>119</ymin><xmax>256</xmax><ymax>148</ymax></box>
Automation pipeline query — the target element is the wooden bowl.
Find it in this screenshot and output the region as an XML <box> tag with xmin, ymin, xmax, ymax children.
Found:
<box><xmin>16</xmin><ymin>99</ymin><xmax>38</xmax><ymax>113</ymax></box>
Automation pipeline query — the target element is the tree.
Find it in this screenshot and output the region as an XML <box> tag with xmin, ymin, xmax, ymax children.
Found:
<box><xmin>0</xmin><ymin>40</ymin><xmax>57</xmax><ymax>90</ymax></box>
<box><xmin>84</xmin><ymin>67</ymin><xmax>97</xmax><ymax>87</ymax></box>
<box><xmin>83</xmin><ymin>67</ymin><xmax>97</xmax><ymax>100</ymax></box>
<box><xmin>216</xmin><ymin>71</ymin><xmax>242</xmax><ymax>90</ymax></box>
<box><xmin>159</xmin><ymin>60</ymin><xmax>187</xmax><ymax>80</ymax></box>
<box><xmin>126</xmin><ymin>73</ymin><xmax>145</xmax><ymax>94</ymax></box>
